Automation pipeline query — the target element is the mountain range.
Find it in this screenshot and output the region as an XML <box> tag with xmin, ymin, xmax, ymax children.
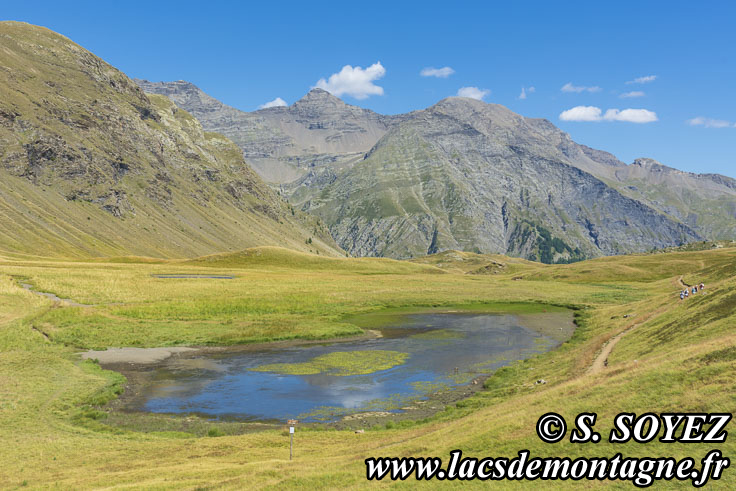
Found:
<box><xmin>1</xmin><ymin>21</ymin><xmax>733</xmax><ymax>262</ymax></box>
<box><xmin>138</xmin><ymin>80</ymin><xmax>736</xmax><ymax>261</ymax></box>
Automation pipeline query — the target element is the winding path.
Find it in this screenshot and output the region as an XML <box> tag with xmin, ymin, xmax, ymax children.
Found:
<box><xmin>587</xmin><ymin>305</ymin><xmax>668</xmax><ymax>375</ymax></box>
<box><xmin>588</xmin><ymin>274</ymin><xmax>700</xmax><ymax>374</ymax></box>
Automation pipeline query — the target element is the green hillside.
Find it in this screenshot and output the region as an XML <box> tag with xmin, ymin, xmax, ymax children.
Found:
<box><xmin>0</xmin><ymin>22</ymin><xmax>340</xmax><ymax>258</ymax></box>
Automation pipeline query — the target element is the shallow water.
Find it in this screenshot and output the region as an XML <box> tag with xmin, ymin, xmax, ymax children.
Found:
<box><xmin>129</xmin><ymin>313</ymin><xmax>568</xmax><ymax>422</ymax></box>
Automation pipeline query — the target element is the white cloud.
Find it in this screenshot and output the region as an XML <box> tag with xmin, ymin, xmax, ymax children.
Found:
<box><xmin>314</xmin><ymin>62</ymin><xmax>385</xmax><ymax>99</ymax></box>
<box><xmin>519</xmin><ymin>86</ymin><xmax>536</xmax><ymax>100</ymax></box>
<box><xmin>603</xmin><ymin>108</ymin><xmax>658</xmax><ymax>123</ymax></box>
<box><xmin>456</xmin><ymin>86</ymin><xmax>490</xmax><ymax>100</ymax></box>
<box><xmin>420</xmin><ymin>66</ymin><xmax>455</xmax><ymax>78</ymax></box>
<box><xmin>687</xmin><ymin>116</ymin><xmax>735</xmax><ymax>128</ymax></box>
<box><xmin>559</xmin><ymin>106</ymin><xmax>603</xmax><ymax>122</ymax></box>
<box><xmin>626</xmin><ymin>75</ymin><xmax>657</xmax><ymax>84</ymax></box>
<box><xmin>620</xmin><ymin>91</ymin><xmax>645</xmax><ymax>98</ymax></box>
<box><xmin>560</xmin><ymin>106</ymin><xmax>658</xmax><ymax>123</ymax></box>
<box><xmin>258</xmin><ymin>97</ymin><xmax>288</xmax><ymax>109</ymax></box>
<box><xmin>561</xmin><ymin>82</ymin><xmax>602</xmax><ymax>93</ymax></box>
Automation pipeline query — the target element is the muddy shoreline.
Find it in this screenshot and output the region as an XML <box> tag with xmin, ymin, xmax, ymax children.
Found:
<box><xmin>89</xmin><ymin>328</ymin><xmax>383</xmax><ymax>365</ymax></box>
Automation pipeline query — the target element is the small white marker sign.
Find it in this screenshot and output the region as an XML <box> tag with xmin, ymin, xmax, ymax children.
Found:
<box><xmin>287</xmin><ymin>420</ymin><xmax>298</xmax><ymax>460</ymax></box>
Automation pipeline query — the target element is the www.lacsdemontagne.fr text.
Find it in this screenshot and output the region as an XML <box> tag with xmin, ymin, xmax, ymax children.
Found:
<box><xmin>365</xmin><ymin>449</ymin><xmax>728</xmax><ymax>487</ymax></box>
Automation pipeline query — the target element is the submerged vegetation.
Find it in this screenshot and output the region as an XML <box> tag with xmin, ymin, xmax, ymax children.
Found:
<box><xmin>251</xmin><ymin>350</ymin><xmax>409</xmax><ymax>376</ymax></box>
<box><xmin>410</xmin><ymin>328</ymin><xmax>465</xmax><ymax>340</ymax></box>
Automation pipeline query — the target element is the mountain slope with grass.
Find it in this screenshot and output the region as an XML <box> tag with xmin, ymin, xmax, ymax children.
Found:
<box><xmin>293</xmin><ymin>98</ymin><xmax>700</xmax><ymax>259</ymax></box>
<box><xmin>608</xmin><ymin>158</ymin><xmax>736</xmax><ymax>240</ymax></box>
<box><xmin>0</xmin><ymin>22</ymin><xmax>340</xmax><ymax>258</ymax></box>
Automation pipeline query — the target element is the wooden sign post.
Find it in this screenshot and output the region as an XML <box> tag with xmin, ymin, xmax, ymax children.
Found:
<box><xmin>288</xmin><ymin>419</ymin><xmax>298</xmax><ymax>460</ymax></box>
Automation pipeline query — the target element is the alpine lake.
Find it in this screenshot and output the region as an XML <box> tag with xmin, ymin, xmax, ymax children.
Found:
<box><xmin>106</xmin><ymin>308</ymin><xmax>575</xmax><ymax>426</ymax></box>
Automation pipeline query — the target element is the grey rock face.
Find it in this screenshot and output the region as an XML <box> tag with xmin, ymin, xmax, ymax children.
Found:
<box><xmin>135</xmin><ymin>81</ymin><xmax>403</xmax><ymax>184</ymax></box>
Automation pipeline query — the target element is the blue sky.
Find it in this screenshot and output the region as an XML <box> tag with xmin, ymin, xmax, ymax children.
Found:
<box><xmin>3</xmin><ymin>1</ymin><xmax>735</xmax><ymax>175</ymax></box>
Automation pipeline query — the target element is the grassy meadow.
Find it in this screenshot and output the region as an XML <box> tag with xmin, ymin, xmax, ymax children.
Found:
<box><xmin>0</xmin><ymin>245</ymin><xmax>735</xmax><ymax>488</ymax></box>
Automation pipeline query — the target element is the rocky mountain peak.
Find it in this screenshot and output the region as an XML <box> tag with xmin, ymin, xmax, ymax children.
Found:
<box><xmin>293</xmin><ymin>88</ymin><xmax>345</xmax><ymax>108</ymax></box>
<box><xmin>632</xmin><ymin>157</ymin><xmax>664</xmax><ymax>168</ymax></box>
<box><xmin>426</xmin><ymin>97</ymin><xmax>521</xmax><ymax>128</ymax></box>
<box><xmin>290</xmin><ymin>88</ymin><xmax>354</xmax><ymax>119</ymax></box>
<box><xmin>298</xmin><ymin>87</ymin><xmax>341</xmax><ymax>101</ymax></box>
<box><xmin>431</xmin><ymin>96</ymin><xmax>488</xmax><ymax>112</ymax></box>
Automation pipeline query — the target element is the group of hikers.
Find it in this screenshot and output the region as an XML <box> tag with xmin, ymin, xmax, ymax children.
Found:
<box><xmin>680</xmin><ymin>282</ymin><xmax>706</xmax><ymax>300</ymax></box>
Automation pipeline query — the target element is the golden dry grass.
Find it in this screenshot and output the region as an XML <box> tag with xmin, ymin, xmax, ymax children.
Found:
<box><xmin>0</xmin><ymin>246</ymin><xmax>734</xmax><ymax>489</ymax></box>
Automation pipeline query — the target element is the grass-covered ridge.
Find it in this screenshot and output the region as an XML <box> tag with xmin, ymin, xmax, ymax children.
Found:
<box><xmin>183</xmin><ymin>246</ymin><xmax>444</xmax><ymax>273</ymax></box>
<box><xmin>0</xmin><ymin>21</ymin><xmax>340</xmax><ymax>259</ymax></box>
<box><xmin>0</xmin><ymin>245</ymin><xmax>735</xmax><ymax>488</ymax></box>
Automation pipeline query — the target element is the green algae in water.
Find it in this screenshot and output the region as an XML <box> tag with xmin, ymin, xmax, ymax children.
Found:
<box><xmin>250</xmin><ymin>350</ymin><xmax>409</xmax><ymax>376</ymax></box>
<box><xmin>410</xmin><ymin>329</ymin><xmax>465</xmax><ymax>340</ymax></box>
<box><xmin>468</xmin><ymin>354</ymin><xmax>512</xmax><ymax>373</ymax></box>
<box><xmin>411</xmin><ymin>380</ymin><xmax>452</xmax><ymax>393</ymax></box>
<box><xmin>533</xmin><ymin>337</ymin><xmax>553</xmax><ymax>349</ymax></box>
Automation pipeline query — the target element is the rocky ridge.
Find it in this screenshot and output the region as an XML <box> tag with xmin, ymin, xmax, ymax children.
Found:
<box><xmin>136</xmin><ymin>80</ymin><xmax>405</xmax><ymax>184</ymax></box>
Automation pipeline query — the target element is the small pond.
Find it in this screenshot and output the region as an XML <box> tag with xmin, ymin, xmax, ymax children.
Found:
<box><xmin>123</xmin><ymin>311</ymin><xmax>573</xmax><ymax>422</ymax></box>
